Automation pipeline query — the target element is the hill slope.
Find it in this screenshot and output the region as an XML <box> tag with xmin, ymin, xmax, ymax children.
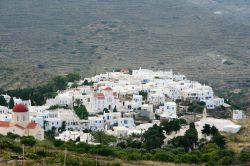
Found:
<box><xmin>0</xmin><ymin>0</ymin><xmax>250</xmax><ymax>89</ymax></box>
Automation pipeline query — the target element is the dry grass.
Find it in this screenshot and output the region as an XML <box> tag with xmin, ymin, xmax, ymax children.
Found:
<box><xmin>225</xmin><ymin>115</ymin><xmax>250</xmax><ymax>153</ymax></box>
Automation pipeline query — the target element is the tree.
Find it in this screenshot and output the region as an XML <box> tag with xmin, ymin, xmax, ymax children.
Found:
<box><xmin>45</xmin><ymin>126</ymin><xmax>56</xmax><ymax>140</ymax></box>
<box><xmin>202</xmin><ymin>124</ymin><xmax>211</xmax><ymax>136</ymax></box>
<box><xmin>113</xmin><ymin>106</ymin><xmax>118</xmax><ymax>112</ymax></box>
<box><xmin>182</xmin><ymin>123</ymin><xmax>198</xmax><ymax>151</ymax></box>
<box><xmin>59</xmin><ymin>121</ymin><xmax>66</xmax><ymax>133</ymax></box>
<box><xmin>6</xmin><ymin>132</ymin><xmax>20</xmax><ymax>140</ymax></box>
<box><xmin>21</xmin><ymin>136</ymin><xmax>36</xmax><ymax>147</ymax></box>
<box><xmin>103</xmin><ymin>108</ymin><xmax>109</xmax><ymax>113</ymax></box>
<box><xmin>74</xmin><ymin>99</ymin><xmax>82</xmax><ymax>107</ymax></box>
<box><xmin>0</xmin><ymin>96</ymin><xmax>8</xmax><ymax>107</ymax></box>
<box><xmin>91</xmin><ymin>131</ymin><xmax>116</xmax><ymax>145</ymax></box>
<box><xmin>161</xmin><ymin>119</ymin><xmax>181</xmax><ymax>134</ymax></box>
<box><xmin>143</xmin><ymin>124</ymin><xmax>165</xmax><ymax>151</ymax></box>
<box><xmin>211</xmin><ymin>133</ymin><xmax>226</xmax><ymax>149</ymax></box>
<box><xmin>82</xmin><ymin>80</ymin><xmax>94</xmax><ymax>86</ymax></box>
<box><xmin>51</xmin><ymin>76</ymin><xmax>67</xmax><ymax>90</ymax></box>
<box><xmin>71</xmin><ymin>82</ymin><xmax>78</xmax><ymax>88</ymax></box>
<box><xmin>139</xmin><ymin>91</ymin><xmax>148</xmax><ymax>101</ymax></box>
<box><xmin>210</xmin><ymin>125</ymin><xmax>219</xmax><ymax>136</ymax></box>
<box><xmin>66</xmin><ymin>73</ymin><xmax>80</xmax><ymax>82</ymax></box>
<box><xmin>8</xmin><ymin>97</ymin><xmax>14</xmax><ymax>109</ymax></box>
<box><xmin>201</xmin><ymin>143</ymin><xmax>220</xmax><ymax>153</ymax></box>
<box><xmin>74</xmin><ymin>105</ymin><xmax>89</xmax><ymax>119</ymax></box>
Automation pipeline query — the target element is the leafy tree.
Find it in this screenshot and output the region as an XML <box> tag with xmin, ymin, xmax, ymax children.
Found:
<box><xmin>74</xmin><ymin>99</ymin><xmax>82</xmax><ymax>107</ymax></box>
<box><xmin>71</xmin><ymin>82</ymin><xmax>78</xmax><ymax>88</ymax></box>
<box><xmin>103</xmin><ymin>108</ymin><xmax>109</xmax><ymax>113</ymax></box>
<box><xmin>117</xmin><ymin>141</ymin><xmax>126</xmax><ymax>148</ymax></box>
<box><xmin>21</xmin><ymin>136</ymin><xmax>36</xmax><ymax>147</ymax></box>
<box><xmin>212</xmin><ymin>133</ymin><xmax>226</xmax><ymax>149</ymax></box>
<box><xmin>239</xmin><ymin>148</ymin><xmax>250</xmax><ymax>163</ymax></box>
<box><xmin>139</xmin><ymin>91</ymin><xmax>148</xmax><ymax>101</ymax></box>
<box><xmin>0</xmin><ymin>96</ymin><xmax>8</xmax><ymax>107</ymax></box>
<box><xmin>210</xmin><ymin>125</ymin><xmax>219</xmax><ymax>136</ymax></box>
<box><xmin>127</xmin><ymin>139</ymin><xmax>141</xmax><ymax>149</ymax></box>
<box><xmin>161</xmin><ymin>119</ymin><xmax>181</xmax><ymax>134</ymax></box>
<box><xmin>201</xmin><ymin>143</ymin><xmax>220</xmax><ymax>153</ymax></box>
<box><xmin>175</xmin><ymin>99</ymin><xmax>181</xmax><ymax>103</ymax></box>
<box><xmin>45</xmin><ymin>126</ymin><xmax>56</xmax><ymax>140</ymax></box>
<box><xmin>91</xmin><ymin>131</ymin><xmax>116</xmax><ymax>145</ymax></box>
<box><xmin>185</xmin><ymin>127</ymin><xmax>198</xmax><ymax>151</ymax></box>
<box><xmin>51</xmin><ymin>76</ymin><xmax>67</xmax><ymax>90</ymax></box>
<box><xmin>59</xmin><ymin>121</ymin><xmax>66</xmax><ymax>133</ymax></box>
<box><xmin>143</xmin><ymin>124</ymin><xmax>165</xmax><ymax>151</ymax></box>
<box><xmin>188</xmin><ymin>101</ymin><xmax>205</xmax><ymax>113</ymax></box>
<box><xmin>113</xmin><ymin>106</ymin><xmax>118</xmax><ymax>112</ymax></box>
<box><xmin>179</xmin><ymin>118</ymin><xmax>187</xmax><ymax>125</ymax></box>
<box><xmin>202</xmin><ymin>124</ymin><xmax>211</xmax><ymax>136</ymax></box>
<box><xmin>8</xmin><ymin>97</ymin><xmax>14</xmax><ymax>109</ymax></box>
<box><xmin>6</xmin><ymin>132</ymin><xmax>20</xmax><ymax>140</ymax></box>
<box><xmin>74</xmin><ymin>105</ymin><xmax>89</xmax><ymax>119</ymax></box>
<box><xmin>82</xmin><ymin>80</ymin><xmax>94</xmax><ymax>86</ymax></box>
<box><xmin>66</xmin><ymin>73</ymin><xmax>80</xmax><ymax>82</ymax></box>
<box><xmin>189</xmin><ymin>122</ymin><xmax>195</xmax><ymax>129</ymax></box>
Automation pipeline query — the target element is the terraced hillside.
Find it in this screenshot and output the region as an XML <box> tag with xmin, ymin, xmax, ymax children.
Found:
<box><xmin>0</xmin><ymin>0</ymin><xmax>250</xmax><ymax>89</ymax></box>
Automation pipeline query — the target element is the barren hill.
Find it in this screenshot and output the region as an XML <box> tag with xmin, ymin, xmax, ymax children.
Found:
<box><xmin>0</xmin><ymin>0</ymin><xmax>249</xmax><ymax>90</ymax></box>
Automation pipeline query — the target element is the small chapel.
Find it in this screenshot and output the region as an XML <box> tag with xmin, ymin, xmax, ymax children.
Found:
<box><xmin>0</xmin><ymin>104</ymin><xmax>44</xmax><ymax>140</ymax></box>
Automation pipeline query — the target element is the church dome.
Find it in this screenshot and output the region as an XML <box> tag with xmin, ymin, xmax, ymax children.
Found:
<box><xmin>12</xmin><ymin>104</ymin><xmax>28</xmax><ymax>113</ymax></box>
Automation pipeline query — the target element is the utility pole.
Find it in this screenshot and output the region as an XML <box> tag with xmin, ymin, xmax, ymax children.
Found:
<box><xmin>63</xmin><ymin>148</ymin><xmax>67</xmax><ymax>166</ymax></box>
<box><xmin>22</xmin><ymin>144</ymin><xmax>24</xmax><ymax>160</ymax></box>
<box><xmin>140</xmin><ymin>128</ymin><xmax>143</xmax><ymax>162</ymax></box>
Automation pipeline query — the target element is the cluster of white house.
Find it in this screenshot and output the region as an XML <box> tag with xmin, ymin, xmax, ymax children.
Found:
<box><xmin>0</xmin><ymin>68</ymin><xmax>245</xmax><ymax>141</ymax></box>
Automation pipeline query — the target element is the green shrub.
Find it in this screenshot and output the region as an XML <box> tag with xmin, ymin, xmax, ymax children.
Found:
<box><xmin>126</xmin><ymin>151</ymin><xmax>141</xmax><ymax>160</ymax></box>
<box><xmin>152</xmin><ymin>151</ymin><xmax>174</xmax><ymax>162</ymax></box>
<box><xmin>180</xmin><ymin>153</ymin><xmax>201</xmax><ymax>164</ymax></box>
<box><xmin>35</xmin><ymin>150</ymin><xmax>53</xmax><ymax>157</ymax></box>
<box><xmin>21</xmin><ymin>136</ymin><xmax>36</xmax><ymax>147</ymax></box>
<box><xmin>26</xmin><ymin>153</ymin><xmax>39</xmax><ymax>160</ymax></box>
<box><xmin>239</xmin><ymin>150</ymin><xmax>250</xmax><ymax>163</ymax></box>
<box><xmin>8</xmin><ymin>144</ymin><xmax>22</xmax><ymax>153</ymax></box>
<box><xmin>218</xmin><ymin>156</ymin><xmax>233</xmax><ymax>165</ymax></box>
<box><xmin>53</xmin><ymin>139</ymin><xmax>64</xmax><ymax>147</ymax></box>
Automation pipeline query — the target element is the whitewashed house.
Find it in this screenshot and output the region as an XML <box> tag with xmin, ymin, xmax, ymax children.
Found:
<box><xmin>233</xmin><ymin>110</ymin><xmax>246</xmax><ymax>120</ymax></box>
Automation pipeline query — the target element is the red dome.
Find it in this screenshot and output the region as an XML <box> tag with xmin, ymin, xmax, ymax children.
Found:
<box><xmin>12</xmin><ymin>104</ymin><xmax>28</xmax><ymax>113</ymax></box>
<box><xmin>104</xmin><ymin>87</ymin><xmax>112</xmax><ymax>91</ymax></box>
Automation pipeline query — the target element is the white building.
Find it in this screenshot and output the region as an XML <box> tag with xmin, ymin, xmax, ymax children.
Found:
<box><xmin>160</xmin><ymin>102</ymin><xmax>177</xmax><ymax>119</ymax></box>
<box><xmin>233</xmin><ymin>110</ymin><xmax>246</xmax><ymax>120</ymax></box>
<box><xmin>0</xmin><ymin>104</ymin><xmax>44</xmax><ymax>140</ymax></box>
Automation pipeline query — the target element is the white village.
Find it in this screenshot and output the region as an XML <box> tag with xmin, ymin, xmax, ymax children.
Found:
<box><xmin>0</xmin><ymin>68</ymin><xmax>245</xmax><ymax>144</ymax></box>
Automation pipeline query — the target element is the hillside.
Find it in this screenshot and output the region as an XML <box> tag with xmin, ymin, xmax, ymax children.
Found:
<box><xmin>0</xmin><ymin>0</ymin><xmax>250</xmax><ymax>90</ymax></box>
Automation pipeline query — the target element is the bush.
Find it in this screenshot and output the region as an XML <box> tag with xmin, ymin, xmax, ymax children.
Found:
<box><xmin>26</xmin><ymin>153</ymin><xmax>39</xmax><ymax>160</ymax></box>
<box><xmin>53</xmin><ymin>139</ymin><xmax>64</xmax><ymax>147</ymax></box>
<box><xmin>8</xmin><ymin>144</ymin><xmax>22</xmax><ymax>153</ymax></box>
<box><xmin>126</xmin><ymin>151</ymin><xmax>141</xmax><ymax>160</ymax></box>
<box><xmin>218</xmin><ymin>156</ymin><xmax>233</xmax><ymax>165</ymax></box>
<box><xmin>35</xmin><ymin>150</ymin><xmax>52</xmax><ymax>157</ymax></box>
<box><xmin>6</xmin><ymin>132</ymin><xmax>20</xmax><ymax>140</ymax></box>
<box><xmin>180</xmin><ymin>153</ymin><xmax>201</xmax><ymax>164</ymax></box>
<box><xmin>201</xmin><ymin>143</ymin><xmax>220</xmax><ymax>153</ymax></box>
<box><xmin>89</xmin><ymin>145</ymin><xmax>116</xmax><ymax>156</ymax></box>
<box><xmin>76</xmin><ymin>142</ymin><xmax>90</xmax><ymax>153</ymax></box>
<box><xmin>239</xmin><ymin>149</ymin><xmax>250</xmax><ymax>163</ymax></box>
<box><xmin>152</xmin><ymin>151</ymin><xmax>174</xmax><ymax>162</ymax></box>
<box><xmin>21</xmin><ymin>136</ymin><xmax>36</xmax><ymax>147</ymax></box>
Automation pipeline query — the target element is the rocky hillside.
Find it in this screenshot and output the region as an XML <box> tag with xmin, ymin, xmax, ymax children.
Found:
<box><xmin>0</xmin><ymin>0</ymin><xmax>249</xmax><ymax>89</ymax></box>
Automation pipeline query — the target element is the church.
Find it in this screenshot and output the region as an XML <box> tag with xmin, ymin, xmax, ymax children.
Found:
<box><xmin>0</xmin><ymin>104</ymin><xmax>44</xmax><ymax>140</ymax></box>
